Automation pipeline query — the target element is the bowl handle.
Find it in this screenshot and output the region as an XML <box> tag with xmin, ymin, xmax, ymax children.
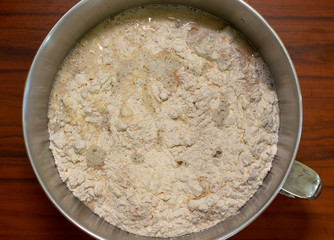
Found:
<box><xmin>279</xmin><ymin>161</ymin><xmax>322</xmax><ymax>199</ymax></box>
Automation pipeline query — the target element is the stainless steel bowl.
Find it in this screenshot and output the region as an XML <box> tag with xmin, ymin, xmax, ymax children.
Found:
<box><xmin>23</xmin><ymin>0</ymin><xmax>322</xmax><ymax>239</ymax></box>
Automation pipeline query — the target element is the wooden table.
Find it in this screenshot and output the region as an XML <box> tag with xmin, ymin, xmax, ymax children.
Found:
<box><xmin>0</xmin><ymin>0</ymin><xmax>333</xmax><ymax>239</ymax></box>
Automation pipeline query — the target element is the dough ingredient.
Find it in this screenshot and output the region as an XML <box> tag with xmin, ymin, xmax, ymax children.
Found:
<box><xmin>48</xmin><ymin>5</ymin><xmax>279</xmax><ymax>237</ymax></box>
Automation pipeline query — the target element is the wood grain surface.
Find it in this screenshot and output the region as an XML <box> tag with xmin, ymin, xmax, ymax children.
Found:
<box><xmin>0</xmin><ymin>0</ymin><xmax>333</xmax><ymax>239</ymax></box>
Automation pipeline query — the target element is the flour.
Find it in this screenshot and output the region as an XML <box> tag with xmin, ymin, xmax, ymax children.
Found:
<box><xmin>48</xmin><ymin>5</ymin><xmax>279</xmax><ymax>238</ymax></box>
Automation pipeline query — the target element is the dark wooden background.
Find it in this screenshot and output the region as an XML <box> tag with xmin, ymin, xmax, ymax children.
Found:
<box><xmin>0</xmin><ymin>0</ymin><xmax>333</xmax><ymax>239</ymax></box>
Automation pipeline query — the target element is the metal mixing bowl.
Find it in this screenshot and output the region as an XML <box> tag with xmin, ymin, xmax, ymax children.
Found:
<box><xmin>23</xmin><ymin>0</ymin><xmax>322</xmax><ymax>239</ymax></box>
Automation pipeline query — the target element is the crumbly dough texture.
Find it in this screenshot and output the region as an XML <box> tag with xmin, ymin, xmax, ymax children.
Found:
<box><xmin>48</xmin><ymin>5</ymin><xmax>279</xmax><ymax>238</ymax></box>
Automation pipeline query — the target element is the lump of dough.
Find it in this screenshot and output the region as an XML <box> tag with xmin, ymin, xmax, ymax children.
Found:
<box><xmin>86</xmin><ymin>145</ymin><xmax>105</xmax><ymax>167</ymax></box>
<box><xmin>73</xmin><ymin>140</ymin><xmax>86</xmax><ymax>154</ymax></box>
<box><xmin>131</xmin><ymin>152</ymin><xmax>144</xmax><ymax>164</ymax></box>
<box><xmin>120</xmin><ymin>104</ymin><xmax>134</xmax><ymax>117</ymax></box>
<box><xmin>144</xmin><ymin>51</ymin><xmax>180</xmax><ymax>92</ymax></box>
<box><xmin>213</xmin><ymin>101</ymin><xmax>229</xmax><ymax>128</ymax></box>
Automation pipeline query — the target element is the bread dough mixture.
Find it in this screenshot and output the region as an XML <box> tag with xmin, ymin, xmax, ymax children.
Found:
<box><xmin>48</xmin><ymin>5</ymin><xmax>279</xmax><ymax>237</ymax></box>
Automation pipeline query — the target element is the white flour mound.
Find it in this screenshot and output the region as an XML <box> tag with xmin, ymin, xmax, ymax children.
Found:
<box><xmin>48</xmin><ymin>5</ymin><xmax>279</xmax><ymax>238</ymax></box>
